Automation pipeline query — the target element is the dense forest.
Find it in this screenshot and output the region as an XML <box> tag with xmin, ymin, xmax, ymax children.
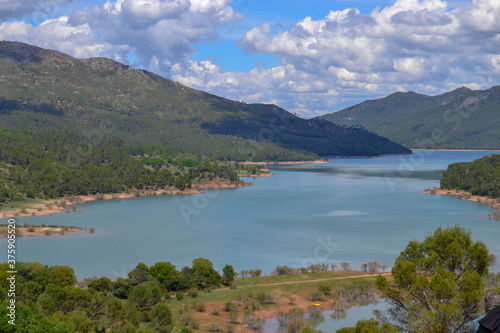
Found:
<box><xmin>0</xmin><ymin>128</ymin><xmax>247</xmax><ymax>210</ymax></box>
<box><xmin>0</xmin><ymin>259</ymin><xmax>226</xmax><ymax>333</ymax></box>
<box><xmin>440</xmin><ymin>154</ymin><xmax>500</xmax><ymax>198</ymax></box>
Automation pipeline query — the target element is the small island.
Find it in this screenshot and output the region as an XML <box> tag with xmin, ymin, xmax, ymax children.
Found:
<box><xmin>0</xmin><ymin>222</ymin><xmax>86</xmax><ymax>237</ymax></box>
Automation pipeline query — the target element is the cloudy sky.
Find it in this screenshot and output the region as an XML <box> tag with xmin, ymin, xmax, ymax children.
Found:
<box><xmin>1</xmin><ymin>0</ymin><xmax>499</xmax><ymax>117</ymax></box>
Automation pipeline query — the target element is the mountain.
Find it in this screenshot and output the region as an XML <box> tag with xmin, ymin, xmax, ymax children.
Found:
<box><xmin>318</xmin><ymin>86</ymin><xmax>500</xmax><ymax>149</ymax></box>
<box><xmin>0</xmin><ymin>41</ymin><xmax>410</xmax><ymax>160</ymax></box>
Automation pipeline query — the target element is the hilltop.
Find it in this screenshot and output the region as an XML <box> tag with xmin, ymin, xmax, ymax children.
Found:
<box><xmin>318</xmin><ymin>86</ymin><xmax>500</xmax><ymax>149</ymax></box>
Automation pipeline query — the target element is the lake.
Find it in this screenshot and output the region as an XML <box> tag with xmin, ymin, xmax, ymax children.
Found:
<box><xmin>2</xmin><ymin>150</ymin><xmax>499</xmax><ymax>282</ymax></box>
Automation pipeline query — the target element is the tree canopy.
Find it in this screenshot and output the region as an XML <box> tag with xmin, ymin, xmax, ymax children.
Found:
<box><xmin>441</xmin><ymin>154</ymin><xmax>500</xmax><ymax>198</ymax></box>
<box><xmin>374</xmin><ymin>225</ymin><xmax>489</xmax><ymax>332</ymax></box>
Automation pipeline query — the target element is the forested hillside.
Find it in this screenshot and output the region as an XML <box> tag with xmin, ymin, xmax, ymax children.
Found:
<box><xmin>319</xmin><ymin>86</ymin><xmax>500</xmax><ymax>149</ymax></box>
<box><xmin>0</xmin><ymin>259</ymin><xmax>224</xmax><ymax>332</ymax></box>
<box><xmin>0</xmin><ymin>41</ymin><xmax>410</xmax><ymax>160</ymax></box>
<box><xmin>0</xmin><ymin>129</ymin><xmax>246</xmax><ymax>210</ymax></box>
<box><xmin>441</xmin><ymin>154</ymin><xmax>500</xmax><ymax>198</ymax></box>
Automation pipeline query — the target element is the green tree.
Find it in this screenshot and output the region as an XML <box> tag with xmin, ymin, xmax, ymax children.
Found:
<box><xmin>191</xmin><ymin>258</ymin><xmax>221</xmax><ymax>289</ymax></box>
<box><xmin>127</xmin><ymin>281</ymin><xmax>163</xmax><ymax>321</ymax></box>
<box><xmin>88</xmin><ymin>277</ymin><xmax>111</xmax><ymax>292</ymax></box>
<box><xmin>222</xmin><ymin>264</ymin><xmax>236</xmax><ymax>286</ymax></box>
<box><xmin>150</xmin><ymin>303</ymin><xmax>173</xmax><ymax>332</ymax></box>
<box><xmin>149</xmin><ymin>262</ymin><xmax>188</xmax><ymax>291</ymax></box>
<box><xmin>128</xmin><ymin>263</ymin><xmax>153</xmax><ymax>284</ymax></box>
<box><xmin>374</xmin><ymin>225</ymin><xmax>489</xmax><ymax>332</ymax></box>
<box><xmin>50</xmin><ymin>265</ymin><xmax>77</xmax><ymax>287</ymax></box>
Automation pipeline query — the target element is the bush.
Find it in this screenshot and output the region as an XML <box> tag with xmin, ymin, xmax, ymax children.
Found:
<box><xmin>244</xmin><ymin>313</ymin><xmax>265</xmax><ymax>330</ymax></box>
<box><xmin>188</xmin><ymin>288</ymin><xmax>198</xmax><ymax>298</ymax></box>
<box><xmin>318</xmin><ymin>285</ymin><xmax>331</xmax><ymax>295</ymax></box>
<box><xmin>224</xmin><ymin>301</ymin><xmax>238</xmax><ymax>312</ymax></box>
<box><xmin>208</xmin><ymin>323</ymin><xmax>223</xmax><ymax>332</ymax></box>
<box><xmin>307</xmin><ymin>305</ymin><xmax>323</xmax><ymax>318</ymax></box>
<box><xmin>308</xmin><ymin>292</ymin><xmax>326</xmax><ymax>302</ymax></box>
<box><xmin>227</xmin><ymin>311</ymin><xmax>238</xmax><ymax>323</ymax></box>
<box><xmin>256</xmin><ymin>292</ymin><xmax>276</xmax><ymax>304</ymax></box>
<box><xmin>194</xmin><ymin>302</ymin><xmax>206</xmax><ymax>312</ymax></box>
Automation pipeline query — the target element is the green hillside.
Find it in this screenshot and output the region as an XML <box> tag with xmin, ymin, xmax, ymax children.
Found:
<box><xmin>441</xmin><ymin>154</ymin><xmax>500</xmax><ymax>198</ymax></box>
<box><xmin>318</xmin><ymin>87</ymin><xmax>500</xmax><ymax>149</ymax></box>
<box><xmin>0</xmin><ymin>41</ymin><xmax>410</xmax><ymax>160</ymax></box>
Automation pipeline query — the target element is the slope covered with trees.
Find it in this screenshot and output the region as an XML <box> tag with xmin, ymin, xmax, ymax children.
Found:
<box><xmin>0</xmin><ymin>41</ymin><xmax>410</xmax><ymax>160</ymax></box>
<box><xmin>440</xmin><ymin>154</ymin><xmax>500</xmax><ymax>198</ymax></box>
<box><xmin>319</xmin><ymin>86</ymin><xmax>500</xmax><ymax>149</ymax></box>
<box><xmin>0</xmin><ymin>128</ymin><xmax>247</xmax><ymax>210</ymax></box>
<box><xmin>0</xmin><ymin>259</ymin><xmax>223</xmax><ymax>333</ymax></box>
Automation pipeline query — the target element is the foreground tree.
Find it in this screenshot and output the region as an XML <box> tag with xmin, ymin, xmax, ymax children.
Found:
<box><xmin>222</xmin><ymin>264</ymin><xmax>236</xmax><ymax>286</ymax></box>
<box><xmin>375</xmin><ymin>225</ymin><xmax>489</xmax><ymax>332</ymax></box>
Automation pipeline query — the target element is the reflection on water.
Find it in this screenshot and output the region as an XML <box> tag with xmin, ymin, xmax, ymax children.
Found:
<box><xmin>274</xmin><ymin>165</ymin><xmax>443</xmax><ymax>181</ymax></box>
<box><xmin>264</xmin><ymin>297</ymin><xmax>383</xmax><ymax>332</ymax></box>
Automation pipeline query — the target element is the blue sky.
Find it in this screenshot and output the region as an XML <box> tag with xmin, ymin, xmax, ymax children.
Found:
<box><xmin>1</xmin><ymin>0</ymin><xmax>499</xmax><ymax>117</ymax></box>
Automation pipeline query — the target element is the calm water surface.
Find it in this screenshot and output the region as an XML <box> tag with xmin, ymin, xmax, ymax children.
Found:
<box><xmin>2</xmin><ymin>151</ymin><xmax>499</xmax><ymax>281</ymax></box>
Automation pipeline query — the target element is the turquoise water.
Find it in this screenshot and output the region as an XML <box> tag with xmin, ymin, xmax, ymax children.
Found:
<box><xmin>1</xmin><ymin>151</ymin><xmax>499</xmax><ymax>282</ymax></box>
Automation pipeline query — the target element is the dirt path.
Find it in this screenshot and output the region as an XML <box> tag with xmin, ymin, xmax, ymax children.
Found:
<box><xmin>218</xmin><ymin>272</ymin><xmax>391</xmax><ymax>291</ymax></box>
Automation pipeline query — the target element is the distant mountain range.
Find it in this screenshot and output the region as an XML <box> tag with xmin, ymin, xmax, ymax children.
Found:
<box><xmin>0</xmin><ymin>41</ymin><xmax>410</xmax><ymax>160</ymax></box>
<box><xmin>318</xmin><ymin>86</ymin><xmax>500</xmax><ymax>149</ymax></box>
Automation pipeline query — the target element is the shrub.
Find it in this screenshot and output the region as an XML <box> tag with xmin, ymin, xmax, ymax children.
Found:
<box><xmin>244</xmin><ymin>313</ymin><xmax>265</xmax><ymax>330</ymax></box>
<box><xmin>227</xmin><ymin>310</ymin><xmax>238</xmax><ymax>323</ymax></box>
<box><xmin>224</xmin><ymin>301</ymin><xmax>238</xmax><ymax>312</ymax></box>
<box><xmin>194</xmin><ymin>302</ymin><xmax>206</xmax><ymax>312</ymax></box>
<box><xmin>188</xmin><ymin>288</ymin><xmax>198</xmax><ymax>298</ymax></box>
<box><xmin>208</xmin><ymin>323</ymin><xmax>223</xmax><ymax>332</ymax></box>
<box><xmin>318</xmin><ymin>285</ymin><xmax>331</xmax><ymax>295</ymax></box>
<box><xmin>307</xmin><ymin>305</ymin><xmax>323</xmax><ymax>318</ymax></box>
<box><xmin>308</xmin><ymin>292</ymin><xmax>326</xmax><ymax>302</ymax></box>
<box><xmin>256</xmin><ymin>292</ymin><xmax>276</xmax><ymax>304</ymax></box>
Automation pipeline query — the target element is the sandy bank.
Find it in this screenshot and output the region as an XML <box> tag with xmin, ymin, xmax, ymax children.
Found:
<box><xmin>0</xmin><ymin>180</ymin><xmax>249</xmax><ymax>220</ymax></box>
<box><xmin>412</xmin><ymin>149</ymin><xmax>500</xmax><ymax>152</ymax></box>
<box><xmin>239</xmin><ymin>159</ymin><xmax>327</xmax><ymax>166</ymax></box>
<box><xmin>0</xmin><ymin>224</ymin><xmax>85</xmax><ymax>237</ymax></box>
<box><xmin>424</xmin><ymin>188</ymin><xmax>500</xmax><ymax>211</ymax></box>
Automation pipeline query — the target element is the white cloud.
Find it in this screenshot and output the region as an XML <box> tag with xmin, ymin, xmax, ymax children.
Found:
<box><xmin>183</xmin><ymin>0</ymin><xmax>500</xmax><ymax>116</ymax></box>
<box><xmin>1</xmin><ymin>0</ymin><xmax>500</xmax><ymax>116</ymax></box>
<box><xmin>1</xmin><ymin>0</ymin><xmax>242</xmax><ymax>76</ymax></box>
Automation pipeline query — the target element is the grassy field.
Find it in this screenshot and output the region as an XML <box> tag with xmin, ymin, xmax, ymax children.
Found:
<box><xmin>168</xmin><ymin>271</ymin><xmax>385</xmax><ymax>332</ymax></box>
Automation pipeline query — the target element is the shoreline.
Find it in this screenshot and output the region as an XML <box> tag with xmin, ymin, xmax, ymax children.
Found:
<box><xmin>412</xmin><ymin>149</ymin><xmax>500</xmax><ymax>152</ymax></box>
<box><xmin>0</xmin><ymin>179</ymin><xmax>251</xmax><ymax>220</ymax></box>
<box><xmin>239</xmin><ymin>159</ymin><xmax>327</xmax><ymax>166</ymax></box>
<box><xmin>0</xmin><ymin>224</ymin><xmax>86</xmax><ymax>237</ymax></box>
<box><xmin>424</xmin><ymin>188</ymin><xmax>500</xmax><ymax>211</ymax></box>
